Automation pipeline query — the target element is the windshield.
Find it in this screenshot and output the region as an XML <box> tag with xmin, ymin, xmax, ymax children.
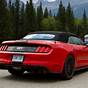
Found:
<box><xmin>23</xmin><ymin>34</ymin><xmax>55</xmax><ymax>40</ymax></box>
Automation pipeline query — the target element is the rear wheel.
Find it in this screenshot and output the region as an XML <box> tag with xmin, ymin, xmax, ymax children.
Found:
<box><xmin>8</xmin><ymin>68</ymin><xmax>24</xmax><ymax>76</ymax></box>
<box><xmin>61</xmin><ymin>56</ymin><xmax>75</xmax><ymax>80</ymax></box>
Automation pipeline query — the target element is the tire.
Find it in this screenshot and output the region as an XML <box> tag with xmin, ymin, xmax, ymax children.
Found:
<box><xmin>61</xmin><ymin>55</ymin><xmax>75</xmax><ymax>80</ymax></box>
<box><xmin>8</xmin><ymin>68</ymin><xmax>24</xmax><ymax>76</ymax></box>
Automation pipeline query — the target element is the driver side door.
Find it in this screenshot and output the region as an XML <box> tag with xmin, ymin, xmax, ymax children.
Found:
<box><xmin>68</xmin><ymin>36</ymin><xmax>88</xmax><ymax>67</ymax></box>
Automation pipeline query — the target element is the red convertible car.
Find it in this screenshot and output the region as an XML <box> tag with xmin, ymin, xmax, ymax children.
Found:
<box><xmin>0</xmin><ymin>31</ymin><xmax>88</xmax><ymax>79</ymax></box>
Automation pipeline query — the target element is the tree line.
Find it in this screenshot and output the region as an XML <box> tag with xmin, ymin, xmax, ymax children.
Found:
<box><xmin>0</xmin><ymin>0</ymin><xmax>88</xmax><ymax>42</ymax></box>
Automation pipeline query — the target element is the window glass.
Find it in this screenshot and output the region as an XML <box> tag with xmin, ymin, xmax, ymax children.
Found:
<box><xmin>68</xmin><ymin>36</ymin><xmax>83</xmax><ymax>45</ymax></box>
<box><xmin>23</xmin><ymin>34</ymin><xmax>55</xmax><ymax>40</ymax></box>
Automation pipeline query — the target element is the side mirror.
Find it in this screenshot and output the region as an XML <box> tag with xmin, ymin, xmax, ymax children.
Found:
<box><xmin>84</xmin><ymin>34</ymin><xmax>88</xmax><ymax>46</ymax></box>
<box><xmin>83</xmin><ymin>42</ymin><xmax>88</xmax><ymax>46</ymax></box>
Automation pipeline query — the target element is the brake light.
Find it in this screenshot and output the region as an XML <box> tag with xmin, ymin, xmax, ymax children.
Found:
<box><xmin>35</xmin><ymin>46</ymin><xmax>51</xmax><ymax>53</ymax></box>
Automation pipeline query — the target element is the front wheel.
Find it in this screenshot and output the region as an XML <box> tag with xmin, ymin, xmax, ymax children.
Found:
<box><xmin>61</xmin><ymin>56</ymin><xmax>75</xmax><ymax>80</ymax></box>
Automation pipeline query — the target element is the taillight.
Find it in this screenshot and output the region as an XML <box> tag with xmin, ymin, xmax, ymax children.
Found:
<box><xmin>0</xmin><ymin>45</ymin><xmax>8</xmax><ymax>51</ymax></box>
<box><xmin>35</xmin><ymin>46</ymin><xmax>51</xmax><ymax>53</ymax></box>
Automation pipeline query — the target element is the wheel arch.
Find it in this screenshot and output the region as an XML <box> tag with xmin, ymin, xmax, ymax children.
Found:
<box><xmin>61</xmin><ymin>53</ymin><xmax>76</xmax><ymax>73</ymax></box>
<box><xmin>66</xmin><ymin>53</ymin><xmax>76</xmax><ymax>66</ymax></box>
<box><xmin>61</xmin><ymin>53</ymin><xmax>76</xmax><ymax>80</ymax></box>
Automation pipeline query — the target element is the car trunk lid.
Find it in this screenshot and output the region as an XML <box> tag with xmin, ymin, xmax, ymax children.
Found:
<box><xmin>1</xmin><ymin>40</ymin><xmax>54</xmax><ymax>53</ymax></box>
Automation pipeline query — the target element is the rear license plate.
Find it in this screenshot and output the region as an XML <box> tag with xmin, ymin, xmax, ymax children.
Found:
<box><xmin>12</xmin><ymin>55</ymin><xmax>24</xmax><ymax>62</ymax></box>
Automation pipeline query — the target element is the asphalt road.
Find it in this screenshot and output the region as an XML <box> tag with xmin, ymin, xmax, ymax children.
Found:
<box><xmin>0</xmin><ymin>70</ymin><xmax>88</xmax><ymax>88</ymax></box>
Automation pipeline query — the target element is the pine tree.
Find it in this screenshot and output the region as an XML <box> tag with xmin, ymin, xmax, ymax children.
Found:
<box><xmin>82</xmin><ymin>9</ymin><xmax>88</xmax><ymax>34</ymax></box>
<box><xmin>29</xmin><ymin>0</ymin><xmax>36</xmax><ymax>31</ymax></box>
<box><xmin>8</xmin><ymin>0</ymin><xmax>11</xmax><ymax>9</ymax></box>
<box><xmin>25</xmin><ymin>0</ymin><xmax>36</xmax><ymax>34</ymax></box>
<box><xmin>44</xmin><ymin>7</ymin><xmax>48</xmax><ymax>18</ymax></box>
<box><xmin>19</xmin><ymin>3</ymin><xmax>25</xmax><ymax>38</ymax></box>
<box><xmin>57</xmin><ymin>1</ymin><xmax>66</xmax><ymax>31</ymax></box>
<box><xmin>8</xmin><ymin>0</ymin><xmax>15</xmax><ymax>39</ymax></box>
<box><xmin>24</xmin><ymin>1</ymin><xmax>30</xmax><ymax>34</ymax></box>
<box><xmin>9</xmin><ymin>3</ymin><xmax>16</xmax><ymax>39</ymax></box>
<box><xmin>66</xmin><ymin>3</ymin><xmax>75</xmax><ymax>33</ymax></box>
<box><xmin>14</xmin><ymin>0</ymin><xmax>20</xmax><ymax>39</ymax></box>
<box><xmin>0</xmin><ymin>0</ymin><xmax>11</xmax><ymax>42</ymax></box>
<box><xmin>37</xmin><ymin>2</ymin><xmax>43</xmax><ymax>30</ymax></box>
<box><xmin>49</xmin><ymin>10</ymin><xmax>52</xmax><ymax>17</ymax></box>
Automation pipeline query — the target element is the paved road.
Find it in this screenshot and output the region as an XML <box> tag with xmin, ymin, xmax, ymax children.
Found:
<box><xmin>0</xmin><ymin>70</ymin><xmax>88</xmax><ymax>88</ymax></box>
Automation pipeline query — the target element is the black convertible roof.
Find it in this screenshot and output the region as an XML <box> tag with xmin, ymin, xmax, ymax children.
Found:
<box><xmin>24</xmin><ymin>31</ymin><xmax>79</xmax><ymax>43</ymax></box>
<box><xmin>32</xmin><ymin>31</ymin><xmax>77</xmax><ymax>37</ymax></box>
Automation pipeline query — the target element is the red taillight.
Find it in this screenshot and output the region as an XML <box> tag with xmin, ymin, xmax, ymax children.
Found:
<box><xmin>44</xmin><ymin>47</ymin><xmax>51</xmax><ymax>53</ymax></box>
<box><xmin>35</xmin><ymin>46</ymin><xmax>41</xmax><ymax>52</ymax></box>
<box><xmin>35</xmin><ymin>46</ymin><xmax>51</xmax><ymax>53</ymax></box>
<box><xmin>0</xmin><ymin>45</ymin><xmax>8</xmax><ymax>51</ymax></box>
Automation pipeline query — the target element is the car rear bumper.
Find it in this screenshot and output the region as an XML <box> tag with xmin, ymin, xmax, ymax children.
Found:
<box><xmin>0</xmin><ymin>51</ymin><xmax>62</xmax><ymax>73</ymax></box>
<box><xmin>0</xmin><ymin>62</ymin><xmax>61</xmax><ymax>73</ymax></box>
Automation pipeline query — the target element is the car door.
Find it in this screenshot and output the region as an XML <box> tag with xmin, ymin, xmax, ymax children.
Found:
<box><xmin>68</xmin><ymin>36</ymin><xmax>88</xmax><ymax>67</ymax></box>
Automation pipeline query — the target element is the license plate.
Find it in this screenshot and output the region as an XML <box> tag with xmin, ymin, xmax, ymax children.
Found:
<box><xmin>12</xmin><ymin>55</ymin><xmax>24</xmax><ymax>62</ymax></box>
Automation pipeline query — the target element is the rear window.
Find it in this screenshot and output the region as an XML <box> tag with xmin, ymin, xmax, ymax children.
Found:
<box><xmin>23</xmin><ymin>34</ymin><xmax>55</xmax><ymax>40</ymax></box>
<box><xmin>22</xmin><ymin>33</ymin><xmax>70</xmax><ymax>43</ymax></box>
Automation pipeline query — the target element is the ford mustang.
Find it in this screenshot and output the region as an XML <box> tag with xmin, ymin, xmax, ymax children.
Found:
<box><xmin>0</xmin><ymin>31</ymin><xmax>88</xmax><ymax>80</ymax></box>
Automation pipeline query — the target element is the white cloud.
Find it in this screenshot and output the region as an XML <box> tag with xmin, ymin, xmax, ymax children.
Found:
<box><xmin>47</xmin><ymin>0</ymin><xmax>56</xmax><ymax>2</ymax></box>
<box><xmin>21</xmin><ymin>0</ymin><xmax>56</xmax><ymax>3</ymax></box>
<box><xmin>21</xmin><ymin>0</ymin><xmax>38</xmax><ymax>3</ymax></box>
<box><xmin>21</xmin><ymin>0</ymin><xmax>27</xmax><ymax>3</ymax></box>
<box><xmin>33</xmin><ymin>0</ymin><xmax>38</xmax><ymax>3</ymax></box>
<box><xmin>21</xmin><ymin>0</ymin><xmax>88</xmax><ymax>4</ymax></box>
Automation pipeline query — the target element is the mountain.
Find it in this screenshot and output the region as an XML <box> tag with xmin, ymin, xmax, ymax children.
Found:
<box><xmin>6</xmin><ymin>0</ymin><xmax>16</xmax><ymax>4</ymax></box>
<box><xmin>6</xmin><ymin>0</ymin><xmax>88</xmax><ymax>18</ymax></box>
<box><xmin>34</xmin><ymin>0</ymin><xmax>88</xmax><ymax>18</ymax></box>
<box><xmin>74</xmin><ymin>3</ymin><xmax>88</xmax><ymax>18</ymax></box>
<box><xmin>35</xmin><ymin>0</ymin><xmax>65</xmax><ymax>10</ymax></box>
<box><xmin>6</xmin><ymin>0</ymin><xmax>24</xmax><ymax>7</ymax></box>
